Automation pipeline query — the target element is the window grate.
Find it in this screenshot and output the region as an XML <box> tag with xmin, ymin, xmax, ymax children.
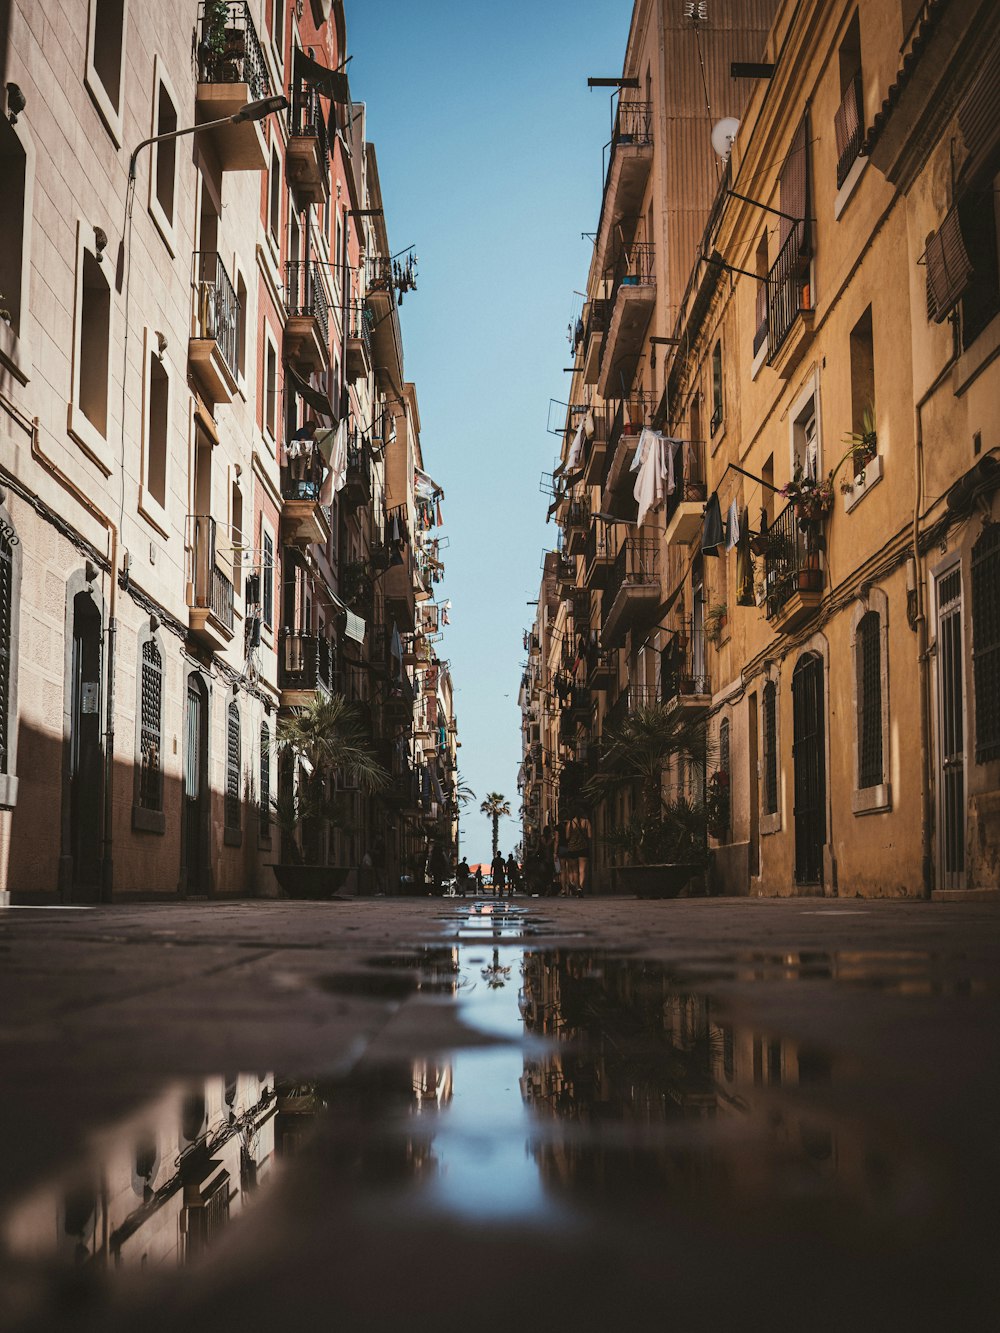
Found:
<box><xmin>259</xmin><ymin>722</ymin><xmax>271</xmax><ymax>837</ymax></box>
<box><xmin>0</xmin><ymin>532</ymin><xmax>11</xmax><ymax>775</ymax></box>
<box><xmin>857</xmin><ymin>611</ymin><xmax>883</xmax><ymax>788</ymax></box>
<box><xmin>262</xmin><ymin>531</ymin><xmax>273</xmax><ymax>627</ymax></box>
<box><xmin>226</xmin><ymin>702</ymin><xmax>241</xmax><ymax>830</ymax></box>
<box><xmin>972</xmin><ymin>525</ymin><xmax>1000</xmax><ymax>762</ymax></box>
<box><xmin>763</xmin><ymin>681</ymin><xmax>778</xmax><ymax>814</ymax></box>
<box><xmin>139</xmin><ymin>640</ymin><xmax>163</xmax><ymax>810</ymax></box>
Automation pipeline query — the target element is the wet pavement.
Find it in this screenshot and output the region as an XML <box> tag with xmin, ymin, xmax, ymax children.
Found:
<box><xmin>1</xmin><ymin>895</ymin><xmax>998</xmax><ymax>1331</ymax></box>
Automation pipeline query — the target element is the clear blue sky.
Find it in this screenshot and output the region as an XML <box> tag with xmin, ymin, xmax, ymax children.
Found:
<box><xmin>346</xmin><ymin>1</ymin><xmax>630</xmax><ymax>863</ymax></box>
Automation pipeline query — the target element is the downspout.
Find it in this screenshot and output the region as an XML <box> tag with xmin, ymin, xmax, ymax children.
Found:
<box><xmin>913</xmin><ymin>355</ymin><xmax>957</xmax><ymax>900</ymax></box>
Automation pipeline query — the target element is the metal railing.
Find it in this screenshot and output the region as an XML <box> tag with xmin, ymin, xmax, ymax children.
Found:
<box><xmin>583</xmin><ymin>298</ymin><xmax>609</xmax><ymax>355</ymax></box>
<box><xmin>188</xmin><ymin>515</ymin><xmax>234</xmax><ymax>632</ymax></box>
<box><xmin>710</xmin><ymin>402</ymin><xmax>723</xmax><ymax>435</ymax></box>
<box><xmin>281</xmin><ymin>446</ymin><xmax>324</xmax><ymax>501</ymax></box>
<box><xmin>613</xmin><ymin>99</ymin><xmax>653</xmax><ymax>148</ymax></box>
<box><xmin>279</xmin><ymin>632</ymin><xmax>334</xmax><ymax>693</ymax></box>
<box><xmin>197</xmin><ymin>1</ymin><xmax>271</xmax><ymax>99</ymax></box>
<box><xmin>346</xmin><ymin>431</ymin><xmax>373</xmax><ymax>503</ymax></box>
<box><xmin>835</xmin><ymin>71</ymin><xmax>864</xmax><ymax>188</ymax></box>
<box><xmin>564</xmin><ymin>497</ymin><xmax>590</xmax><ymax>532</ymax></box>
<box><xmin>587</xmin><ymin>645</ymin><xmax>617</xmax><ymax>682</ymax></box>
<box><xmin>346</xmin><ymin>301</ymin><xmax>374</xmax><ymax>359</ymax></box>
<box><xmin>766</xmin><ymin>228</ymin><xmax>809</xmax><ymax>363</ymax></box>
<box><xmin>192</xmin><ymin>251</ymin><xmax>240</xmax><ymax>384</ymax></box>
<box><xmin>289</xmin><ymin>83</ymin><xmax>330</xmax><ymax>186</ymax></box>
<box><xmin>585</xmin><ymin>522</ymin><xmax>611</xmax><ymax>571</ymax></box>
<box><xmin>603</xmin><ymin>538</ymin><xmax>659</xmax><ymax>614</ymax></box>
<box><xmin>764</xmin><ymin>501</ymin><xmax>824</xmax><ymax>620</ymax></box>
<box><xmin>608</xmin><ymin>241</ymin><xmax>655</xmax><ymax>312</ymax></box>
<box><xmin>753</xmin><ymin>279</ymin><xmax>769</xmax><ymax>356</ymax></box>
<box><xmin>665</xmin><ymin>440</ymin><xmax>706</xmax><ymax>525</ymax></box>
<box><xmin>284</xmin><ymin>261</ymin><xmax>329</xmax><ymax>347</ymax></box>
<box><xmin>661</xmin><ymin>656</ymin><xmax>711</xmax><ymax>704</ymax></box>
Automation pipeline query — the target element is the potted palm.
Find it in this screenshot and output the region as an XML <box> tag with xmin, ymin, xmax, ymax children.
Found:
<box><xmin>270</xmin><ymin>694</ymin><xmax>388</xmax><ymax>899</ymax></box>
<box><xmin>584</xmin><ymin>703</ymin><xmax>712</xmax><ymax>898</ymax></box>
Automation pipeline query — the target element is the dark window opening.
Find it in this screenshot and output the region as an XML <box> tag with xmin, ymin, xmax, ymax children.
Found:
<box><xmin>857</xmin><ymin>610</ymin><xmax>884</xmax><ymax>788</ymax></box>
<box><xmin>92</xmin><ymin>0</ymin><xmax>125</xmax><ymax>111</ymax></box>
<box><xmin>154</xmin><ymin>82</ymin><xmax>177</xmax><ymax>223</ymax></box>
<box><xmin>972</xmin><ymin>524</ymin><xmax>1000</xmax><ymax>762</ymax></box>
<box><xmin>763</xmin><ymin>681</ymin><xmax>778</xmax><ymax>815</ymax></box>
<box><xmin>138</xmin><ymin>640</ymin><xmax>163</xmax><ymax>811</ymax></box>
<box><xmin>79</xmin><ymin>251</ymin><xmax>111</xmax><ymax>436</ymax></box>
<box><xmin>959</xmin><ymin>174</ymin><xmax>1000</xmax><ymax>349</ymax></box>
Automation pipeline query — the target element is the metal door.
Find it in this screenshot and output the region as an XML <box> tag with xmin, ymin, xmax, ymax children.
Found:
<box><xmin>792</xmin><ymin>653</ymin><xmax>825</xmax><ymax>886</ymax></box>
<box><xmin>936</xmin><ymin>568</ymin><xmax>966</xmax><ymax>890</ymax></box>
<box><xmin>184</xmin><ymin>675</ymin><xmax>208</xmax><ymax>892</ymax></box>
<box><xmin>69</xmin><ymin>592</ymin><xmax>103</xmax><ymax>898</ymax></box>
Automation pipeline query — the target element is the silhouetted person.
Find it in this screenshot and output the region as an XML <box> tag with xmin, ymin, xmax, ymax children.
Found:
<box><xmin>505</xmin><ymin>853</ymin><xmax>520</xmax><ymax>897</ymax></box>
<box><xmin>456</xmin><ymin>857</ymin><xmax>470</xmax><ymax>898</ymax></box>
<box><xmin>491</xmin><ymin>851</ymin><xmax>506</xmax><ymax>898</ymax></box>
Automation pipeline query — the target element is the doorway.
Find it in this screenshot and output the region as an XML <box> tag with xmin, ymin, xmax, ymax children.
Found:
<box><xmin>69</xmin><ymin>591</ymin><xmax>104</xmax><ymax>899</ymax></box>
<box><xmin>936</xmin><ymin>566</ymin><xmax>965</xmax><ymax>890</ymax></box>
<box><xmin>748</xmin><ymin>690</ymin><xmax>760</xmax><ymax>878</ymax></box>
<box><xmin>184</xmin><ymin>673</ymin><xmax>210</xmax><ymax>894</ymax></box>
<box><xmin>792</xmin><ymin>653</ymin><xmax>825</xmax><ymax>887</ymax></box>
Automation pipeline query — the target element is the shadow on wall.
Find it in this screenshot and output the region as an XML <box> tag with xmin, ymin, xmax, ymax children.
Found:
<box><xmin>5</xmin><ymin>721</ymin><xmax>276</xmax><ymax>903</ymax></box>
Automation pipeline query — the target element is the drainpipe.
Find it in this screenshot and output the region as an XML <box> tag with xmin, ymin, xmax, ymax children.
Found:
<box><xmin>913</xmin><ymin>356</ymin><xmax>957</xmax><ymax>900</ymax></box>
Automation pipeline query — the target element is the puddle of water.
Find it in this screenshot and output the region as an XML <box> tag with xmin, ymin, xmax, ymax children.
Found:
<box><xmin>2</xmin><ymin>907</ymin><xmax>997</xmax><ymax>1329</ymax></box>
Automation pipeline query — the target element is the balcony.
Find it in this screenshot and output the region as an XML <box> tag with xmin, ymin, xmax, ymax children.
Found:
<box><xmin>587</xmin><ymin>645</ymin><xmax>617</xmax><ymax>688</ymax></box>
<box><xmin>284</xmin><ymin>262</ymin><xmax>329</xmax><ymax>372</ymax></box>
<box><xmin>584</xmin><ymin>522</ymin><xmax>614</xmax><ymax>590</ymax></box>
<box><xmin>597</xmin><ymin>243</ymin><xmax>656</xmax><ymax>398</ymax></box>
<box><xmin>343</xmin><ymin>432</ymin><xmax>373</xmax><ymax>512</ymax></box>
<box><xmin>383</xmin><ymin>530</ymin><xmax>417</xmax><ymax>631</ymax></box>
<box><xmin>369</xmin><ymin>624</ymin><xmax>391</xmax><ymax>679</ymax></box>
<box><xmin>581</xmin><ymin>298</ymin><xmax>609</xmax><ymax>385</ymax></box>
<box><xmin>764</xmin><ymin>501</ymin><xmax>824</xmax><ymax>632</ymax></box>
<box><xmin>195</xmin><ymin>2</ymin><xmax>271</xmax><ymax>171</ymax></box>
<box><xmin>664</xmin><ymin>441</ymin><xmax>707</xmax><ymax>545</ymax></box>
<box><xmin>364</xmin><ymin>256</ymin><xmax>404</xmax><ymax>391</ymax></box>
<box><xmin>383</xmin><ymin>671</ymin><xmax>416</xmax><ymax>726</ymax></box>
<box><xmin>186</xmin><ymin>516</ymin><xmax>235</xmax><ymax>650</ymax></box>
<box><xmin>286</xmin><ymin>83</ymin><xmax>330</xmax><ymax>207</ymax></box>
<box><xmin>189</xmin><ymin>252</ymin><xmax>240</xmax><ymax>403</ymax></box>
<box><xmin>602</xmin><ymin>393</ymin><xmax>654</xmax><ymax>514</ymax></box>
<box><xmin>601</xmin><ymin>538</ymin><xmax>660</xmax><ymax>649</ymax></box>
<box><xmin>581</xmin><ymin>409</ymin><xmax>609</xmax><ymax>487</ymax></box>
<box><xmin>281</xmin><ymin>451</ymin><xmax>331</xmax><ymax>546</ymax></box>
<box><xmin>279</xmin><ymin>632</ymin><xmax>334</xmax><ymax>706</ymax></box>
<box><xmin>563</xmin><ymin>497</ymin><xmax>590</xmax><ymax>557</ymax></box>
<box><xmin>766</xmin><ymin>228</ymin><xmax>814</xmax><ymax>377</ymax></box>
<box><xmin>603</xmin><ymin>682</ymin><xmax>660</xmax><ymax>734</ymax></box>
<box><xmin>594</xmin><ymin>100</ymin><xmax>654</xmax><ymax>276</ymax></box>
<box><xmin>345</xmin><ymin>302</ymin><xmax>373</xmax><ymax>382</ymax></box>
<box><xmin>661</xmin><ymin>648</ymin><xmax>711</xmax><ymax>718</ymax></box>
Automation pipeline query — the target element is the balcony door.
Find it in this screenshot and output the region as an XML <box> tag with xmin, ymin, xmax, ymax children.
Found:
<box><xmin>183</xmin><ymin>673</ymin><xmax>210</xmax><ymax>894</ymax></box>
<box><xmin>68</xmin><ymin>591</ymin><xmax>104</xmax><ymax>900</ymax></box>
<box><xmin>936</xmin><ymin>566</ymin><xmax>966</xmax><ymax>890</ymax></box>
<box><xmin>792</xmin><ymin>653</ymin><xmax>825</xmax><ymax>887</ymax></box>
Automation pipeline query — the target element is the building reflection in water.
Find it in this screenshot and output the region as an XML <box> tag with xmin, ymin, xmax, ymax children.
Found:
<box><xmin>2</xmin><ymin>1074</ymin><xmax>275</xmax><ymax>1272</ymax></box>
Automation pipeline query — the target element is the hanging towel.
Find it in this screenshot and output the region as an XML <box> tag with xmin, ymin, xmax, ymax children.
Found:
<box><xmin>567</xmin><ymin>422</ymin><xmax>585</xmax><ymax>470</ymax></box>
<box><xmin>736</xmin><ymin>507</ymin><xmax>755</xmax><ymax>606</ymax></box>
<box><xmin>633</xmin><ymin>428</ymin><xmax>669</xmax><ymax>527</ymax></box>
<box><xmin>319</xmin><ymin>420</ymin><xmax>348</xmax><ymax>504</ymax></box>
<box><xmin>725</xmin><ymin>500</ymin><xmax>740</xmax><ymax>551</ymax></box>
<box><xmin>702</xmin><ymin>493</ymin><xmax>724</xmax><ymax>556</ymax></box>
<box><xmin>664</xmin><ymin>438</ymin><xmax>680</xmax><ymax>496</ymax></box>
<box><xmin>584</xmin><ymin>410</ymin><xmax>595</xmax><ymax>440</ymax></box>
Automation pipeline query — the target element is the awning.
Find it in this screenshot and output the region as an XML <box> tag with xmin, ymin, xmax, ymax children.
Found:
<box><xmin>284</xmin><ymin>362</ymin><xmax>337</xmax><ymax>420</ymax></box>
<box><xmin>294</xmin><ymin>48</ymin><xmax>351</xmax><ymax>105</ymax></box>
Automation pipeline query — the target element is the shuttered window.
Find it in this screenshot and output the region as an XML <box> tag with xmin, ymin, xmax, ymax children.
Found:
<box><xmin>138</xmin><ymin>640</ymin><xmax>164</xmax><ymax>810</ymax></box>
<box><xmin>958</xmin><ymin>60</ymin><xmax>1000</xmax><ymax>185</ymax></box>
<box><xmin>763</xmin><ymin>682</ymin><xmax>778</xmax><ymax>815</ymax></box>
<box><xmin>856</xmin><ymin>612</ymin><xmax>884</xmax><ymax>789</ymax></box>
<box><xmin>0</xmin><ymin>529</ymin><xmax>12</xmax><ymax>775</ymax></box>
<box><xmin>259</xmin><ymin>722</ymin><xmax>271</xmax><ymax>837</ymax></box>
<box><xmin>925</xmin><ymin>209</ymin><xmax>973</xmax><ymax>322</ymax></box>
<box><xmin>226</xmin><ymin>702</ymin><xmax>241</xmax><ymax>830</ymax></box>
<box><xmin>262</xmin><ymin>530</ymin><xmax>274</xmax><ymax>627</ymax></box>
<box><xmin>972</xmin><ymin>525</ymin><xmax>1000</xmax><ymax>763</ymax></box>
<box><xmin>779</xmin><ymin>113</ymin><xmax>812</xmax><ymax>258</ymax></box>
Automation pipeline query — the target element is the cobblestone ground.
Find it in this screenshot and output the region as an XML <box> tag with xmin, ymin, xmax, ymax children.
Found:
<box><xmin>1</xmin><ymin>895</ymin><xmax>998</xmax><ymax>1331</ymax></box>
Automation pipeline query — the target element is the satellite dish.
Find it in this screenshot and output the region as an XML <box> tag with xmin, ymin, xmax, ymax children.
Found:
<box><xmin>711</xmin><ymin>117</ymin><xmax>741</xmax><ymax>160</ymax></box>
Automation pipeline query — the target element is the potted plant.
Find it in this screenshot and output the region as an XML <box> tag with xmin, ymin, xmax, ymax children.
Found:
<box><xmin>584</xmin><ymin>702</ymin><xmax>712</xmax><ymax>899</ymax></box>
<box><xmin>270</xmin><ymin>694</ymin><xmax>388</xmax><ymax>899</ymax></box>
<box><xmin>704</xmin><ymin>602</ymin><xmax>728</xmax><ymax>646</ymax></box>
<box><xmin>781</xmin><ymin>467</ymin><xmax>835</xmax><ymax>526</ymax></box>
<box><xmin>839</xmin><ymin>402</ymin><xmax>878</xmax><ymax>492</ymax></box>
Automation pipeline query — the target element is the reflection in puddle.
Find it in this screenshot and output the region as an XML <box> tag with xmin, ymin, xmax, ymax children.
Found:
<box><xmin>1</xmin><ymin>912</ymin><xmax>996</xmax><ymax>1328</ymax></box>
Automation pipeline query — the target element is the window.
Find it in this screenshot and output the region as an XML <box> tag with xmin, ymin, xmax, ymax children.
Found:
<box><xmin>271</xmin><ymin>0</ymin><xmax>286</xmax><ymax>61</ymax></box>
<box><xmin>145</xmin><ymin>348</ymin><xmax>168</xmax><ymax>510</ymax></box>
<box><xmin>835</xmin><ymin>13</ymin><xmax>864</xmax><ymax>188</ymax></box>
<box><xmin>958</xmin><ymin>171</ymin><xmax>1000</xmax><ymax>349</ymax></box>
<box><xmin>86</xmin><ymin>0</ymin><xmax>128</xmax><ymax>142</ymax></box>
<box><xmin>268</xmin><ymin>145</ymin><xmax>281</xmax><ymax>244</ymax></box>
<box><xmin>0</xmin><ymin>116</ymin><xmax>28</xmax><ymax>345</ymax></box>
<box><xmin>753</xmin><ymin>233</ymin><xmax>768</xmax><ymax>359</ymax></box>
<box><xmin>856</xmin><ymin>611</ymin><xmax>883</xmax><ymax>788</ymax></box>
<box><xmin>231</xmin><ymin>481</ymin><xmax>243</xmax><ymax>589</ymax></box>
<box><xmin>262</xmin><ymin>528</ymin><xmax>274</xmax><ymax>628</ymax></box>
<box><xmin>138</xmin><ymin>639</ymin><xmax>163</xmax><ymax>811</ymax></box>
<box><xmin>790</xmin><ymin>382</ymin><xmax>820</xmax><ymax>482</ymax></box>
<box><xmin>849</xmin><ymin>306</ymin><xmax>876</xmax><ymax>479</ymax></box>
<box><xmin>151</xmin><ymin>73</ymin><xmax>178</xmax><ymax>236</ymax></box>
<box><xmin>235</xmin><ymin>272</ymin><xmax>248</xmax><ymax>381</ymax></box>
<box><xmin>763</xmin><ymin>681</ymin><xmax>778</xmax><ymax>815</ymax></box>
<box><xmin>225</xmin><ymin>701</ymin><xmax>241</xmax><ymax>835</ymax></box>
<box><xmin>711</xmin><ymin>341</ymin><xmax>723</xmax><ymax>435</ymax></box>
<box><xmin>0</xmin><ymin>509</ymin><xmax>20</xmax><ymax>806</ymax></box>
<box><xmin>972</xmin><ymin>524</ymin><xmax>1000</xmax><ymax>763</ymax></box>
<box><xmin>71</xmin><ymin>232</ymin><xmax>113</xmax><ymax>466</ymax></box>
<box><xmin>264</xmin><ymin>333</ymin><xmax>278</xmax><ymax>439</ymax></box>
<box><xmin>260</xmin><ymin>722</ymin><xmax>271</xmax><ymax>839</ymax></box>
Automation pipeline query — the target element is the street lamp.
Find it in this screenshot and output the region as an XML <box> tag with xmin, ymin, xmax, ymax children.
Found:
<box><xmin>128</xmin><ymin>94</ymin><xmax>288</xmax><ymax>179</ymax></box>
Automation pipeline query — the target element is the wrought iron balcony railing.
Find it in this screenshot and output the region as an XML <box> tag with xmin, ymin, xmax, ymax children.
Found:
<box><xmin>764</xmin><ymin>500</ymin><xmax>824</xmax><ymax>620</ymax></box>
<box><xmin>766</xmin><ymin>228</ymin><xmax>810</xmax><ymax>363</ymax></box>
<box><xmin>279</xmin><ymin>632</ymin><xmax>334</xmax><ymax>693</ymax></box>
<box><xmin>285</xmin><ymin>261</ymin><xmax>330</xmax><ymax>347</ymax></box>
<box><xmin>187</xmin><ymin>515</ymin><xmax>234</xmax><ymax>632</ymax></box>
<box><xmin>665</xmin><ymin>440</ymin><xmax>706</xmax><ymax>525</ymax></box>
<box><xmin>613</xmin><ymin>99</ymin><xmax>653</xmax><ymax>149</ymax></box>
<box><xmin>603</xmin><ymin>538</ymin><xmax>658</xmax><ymax>613</ymax></box>
<box><xmin>192</xmin><ymin>251</ymin><xmax>240</xmax><ymax>384</ymax></box>
<box><xmin>564</xmin><ymin>497</ymin><xmax>590</xmax><ymax>532</ymax></box>
<box><xmin>197</xmin><ymin>1</ymin><xmax>271</xmax><ymax>99</ymax></box>
<box><xmin>281</xmin><ymin>447</ymin><xmax>324</xmax><ymax>502</ymax></box>
<box><xmin>661</xmin><ymin>658</ymin><xmax>711</xmax><ymax>704</ymax></box>
<box><xmin>289</xmin><ymin>83</ymin><xmax>330</xmax><ymax>178</ymax></box>
<box><xmin>608</xmin><ymin>241</ymin><xmax>655</xmax><ymax>313</ymax></box>
<box><xmin>347</xmin><ymin>301</ymin><xmax>374</xmax><ymax>357</ymax></box>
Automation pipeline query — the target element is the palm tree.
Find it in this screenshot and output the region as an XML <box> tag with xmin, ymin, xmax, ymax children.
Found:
<box><xmin>455</xmin><ymin>774</ymin><xmax>476</xmax><ymax>807</ymax></box>
<box><xmin>273</xmin><ymin>694</ymin><xmax>388</xmax><ymax>864</ymax></box>
<box><xmin>480</xmin><ymin>791</ymin><xmax>511</xmax><ymax>860</ymax></box>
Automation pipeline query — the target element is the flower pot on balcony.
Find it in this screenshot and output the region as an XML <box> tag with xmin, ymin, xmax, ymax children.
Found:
<box><xmin>797</xmin><ymin>566</ymin><xmax>823</xmax><ymax>592</ymax></box>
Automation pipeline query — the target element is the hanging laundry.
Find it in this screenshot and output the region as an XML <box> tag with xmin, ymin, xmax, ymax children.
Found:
<box><xmin>736</xmin><ymin>506</ymin><xmax>755</xmax><ymax>606</ymax></box>
<box><xmin>632</xmin><ymin>428</ymin><xmax>677</xmax><ymax>527</ymax></box>
<box><xmin>567</xmin><ymin>422</ymin><xmax>585</xmax><ymax>471</ymax></box>
<box><xmin>584</xmin><ymin>409</ymin><xmax>595</xmax><ymax>440</ymax></box>
<box><xmin>701</xmin><ymin>492</ymin><xmax>725</xmax><ymax>556</ymax></box>
<box><xmin>318</xmin><ymin>419</ymin><xmax>348</xmax><ymax>505</ymax></box>
<box><xmin>725</xmin><ymin>500</ymin><xmax>740</xmax><ymax>551</ymax></box>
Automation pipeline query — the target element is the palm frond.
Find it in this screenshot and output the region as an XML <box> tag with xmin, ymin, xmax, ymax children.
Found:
<box><xmin>274</xmin><ymin>693</ymin><xmax>389</xmax><ymax>792</ymax></box>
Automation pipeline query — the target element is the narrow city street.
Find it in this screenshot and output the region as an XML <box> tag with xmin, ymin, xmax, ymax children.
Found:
<box><xmin>1</xmin><ymin>896</ymin><xmax>998</xmax><ymax>1330</ymax></box>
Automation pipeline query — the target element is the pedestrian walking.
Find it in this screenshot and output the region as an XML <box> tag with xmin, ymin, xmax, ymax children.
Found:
<box><xmin>491</xmin><ymin>850</ymin><xmax>506</xmax><ymax>898</ymax></box>
<box><xmin>505</xmin><ymin>853</ymin><xmax>519</xmax><ymax>897</ymax></box>
<box><xmin>563</xmin><ymin>811</ymin><xmax>591</xmax><ymax>897</ymax></box>
<box><xmin>474</xmin><ymin>866</ymin><xmax>484</xmax><ymax>896</ymax></box>
<box><xmin>456</xmin><ymin>857</ymin><xmax>470</xmax><ymax>898</ymax></box>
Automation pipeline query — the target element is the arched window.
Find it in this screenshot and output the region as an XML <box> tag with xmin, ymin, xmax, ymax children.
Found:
<box><xmin>856</xmin><ymin>610</ymin><xmax>883</xmax><ymax>789</ymax></box>
<box><xmin>225</xmin><ymin>701</ymin><xmax>241</xmax><ymax>832</ymax></box>
<box><xmin>259</xmin><ymin>721</ymin><xmax>271</xmax><ymax>839</ymax></box>
<box><xmin>762</xmin><ymin>681</ymin><xmax>778</xmax><ymax>814</ymax></box>
<box><xmin>972</xmin><ymin>525</ymin><xmax>1000</xmax><ymax>763</ymax></box>
<box><xmin>138</xmin><ymin>639</ymin><xmax>163</xmax><ymax>811</ymax></box>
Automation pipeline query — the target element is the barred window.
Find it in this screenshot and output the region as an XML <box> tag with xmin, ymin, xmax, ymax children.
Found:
<box><xmin>138</xmin><ymin>640</ymin><xmax>163</xmax><ymax>810</ymax></box>
<box><xmin>259</xmin><ymin>722</ymin><xmax>271</xmax><ymax>837</ymax></box>
<box><xmin>856</xmin><ymin>611</ymin><xmax>884</xmax><ymax>788</ymax></box>
<box><xmin>719</xmin><ymin>716</ymin><xmax>730</xmax><ymax>774</ymax></box>
<box><xmin>225</xmin><ymin>702</ymin><xmax>241</xmax><ymax>830</ymax></box>
<box><xmin>972</xmin><ymin>525</ymin><xmax>1000</xmax><ymax>762</ymax></box>
<box><xmin>262</xmin><ymin>531</ymin><xmax>274</xmax><ymax>627</ymax></box>
<box><xmin>763</xmin><ymin>682</ymin><xmax>778</xmax><ymax>814</ymax></box>
<box><xmin>0</xmin><ymin>529</ymin><xmax>12</xmax><ymax>775</ymax></box>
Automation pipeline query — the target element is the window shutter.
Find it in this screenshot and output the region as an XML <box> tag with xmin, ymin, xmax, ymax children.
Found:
<box><xmin>925</xmin><ymin>209</ymin><xmax>973</xmax><ymax>323</ymax></box>
<box><xmin>779</xmin><ymin>113</ymin><xmax>812</xmax><ymax>256</ymax></box>
<box><xmin>958</xmin><ymin>59</ymin><xmax>1000</xmax><ymax>185</ymax></box>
